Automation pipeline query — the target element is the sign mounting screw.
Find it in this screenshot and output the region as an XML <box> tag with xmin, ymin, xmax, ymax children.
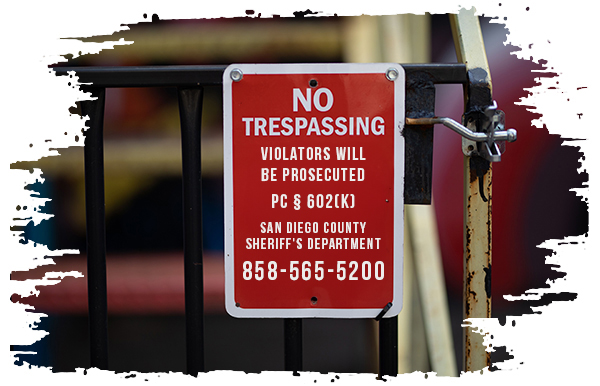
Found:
<box><xmin>386</xmin><ymin>68</ymin><xmax>399</xmax><ymax>81</ymax></box>
<box><xmin>230</xmin><ymin>68</ymin><xmax>243</xmax><ymax>82</ymax></box>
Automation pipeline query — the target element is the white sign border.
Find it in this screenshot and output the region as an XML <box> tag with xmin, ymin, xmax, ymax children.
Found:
<box><xmin>223</xmin><ymin>63</ymin><xmax>405</xmax><ymax>318</ymax></box>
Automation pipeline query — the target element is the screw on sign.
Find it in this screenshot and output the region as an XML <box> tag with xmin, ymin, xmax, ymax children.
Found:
<box><xmin>223</xmin><ymin>63</ymin><xmax>405</xmax><ymax>318</ymax></box>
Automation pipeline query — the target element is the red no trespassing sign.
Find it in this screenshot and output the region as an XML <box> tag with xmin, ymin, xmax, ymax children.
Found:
<box><xmin>223</xmin><ymin>63</ymin><xmax>404</xmax><ymax>318</ymax></box>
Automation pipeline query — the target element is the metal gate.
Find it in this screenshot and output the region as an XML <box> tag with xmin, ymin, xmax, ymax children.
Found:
<box><xmin>48</xmin><ymin>11</ymin><xmax>505</xmax><ymax>377</ymax></box>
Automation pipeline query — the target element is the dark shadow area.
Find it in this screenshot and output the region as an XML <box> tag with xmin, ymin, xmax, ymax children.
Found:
<box><xmin>12</xmin><ymin>314</ymin><xmax>374</xmax><ymax>374</ymax></box>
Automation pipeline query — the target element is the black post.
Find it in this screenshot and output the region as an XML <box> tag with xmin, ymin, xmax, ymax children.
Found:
<box><xmin>284</xmin><ymin>318</ymin><xmax>303</xmax><ymax>375</ymax></box>
<box><xmin>178</xmin><ymin>87</ymin><xmax>205</xmax><ymax>376</ymax></box>
<box><xmin>81</xmin><ymin>87</ymin><xmax>109</xmax><ymax>370</ymax></box>
<box><xmin>403</xmin><ymin>71</ymin><xmax>436</xmax><ymax>205</ymax></box>
<box><xmin>379</xmin><ymin>316</ymin><xmax>398</xmax><ymax>377</ymax></box>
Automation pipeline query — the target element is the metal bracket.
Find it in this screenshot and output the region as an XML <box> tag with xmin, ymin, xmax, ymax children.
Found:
<box><xmin>405</xmin><ymin>101</ymin><xmax>516</xmax><ymax>162</ymax></box>
<box><xmin>374</xmin><ymin>302</ymin><xmax>393</xmax><ymax>321</ymax></box>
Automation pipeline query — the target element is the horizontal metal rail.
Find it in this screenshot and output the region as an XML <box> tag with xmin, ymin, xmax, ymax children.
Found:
<box><xmin>403</xmin><ymin>63</ymin><xmax>468</xmax><ymax>84</ymax></box>
<box><xmin>55</xmin><ymin>65</ymin><xmax>227</xmax><ymax>88</ymax></box>
<box><xmin>406</xmin><ymin>117</ymin><xmax>517</xmax><ymax>143</ymax></box>
<box><xmin>52</xmin><ymin>63</ymin><xmax>467</xmax><ymax>87</ymax></box>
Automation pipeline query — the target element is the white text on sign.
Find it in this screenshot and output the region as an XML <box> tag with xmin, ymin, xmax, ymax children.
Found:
<box><xmin>242</xmin><ymin>88</ymin><xmax>386</xmax><ymax>136</ymax></box>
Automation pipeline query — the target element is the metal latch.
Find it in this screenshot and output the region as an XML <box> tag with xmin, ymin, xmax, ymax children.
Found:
<box><xmin>405</xmin><ymin>101</ymin><xmax>516</xmax><ymax>162</ymax></box>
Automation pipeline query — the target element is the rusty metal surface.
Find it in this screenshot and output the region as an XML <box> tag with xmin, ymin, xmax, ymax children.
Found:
<box><xmin>462</xmin><ymin>133</ymin><xmax>492</xmax><ymax>372</ymax></box>
<box><xmin>404</xmin><ymin>70</ymin><xmax>435</xmax><ymax>205</ymax></box>
<box><xmin>402</xmin><ymin>65</ymin><xmax>468</xmax><ymax>205</ymax></box>
<box><xmin>449</xmin><ymin>9</ymin><xmax>493</xmax><ymax>372</ymax></box>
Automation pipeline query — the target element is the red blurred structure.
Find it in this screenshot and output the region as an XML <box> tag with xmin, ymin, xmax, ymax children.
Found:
<box><xmin>12</xmin><ymin>253</ymin><xmax>225</xmax><ymax>314</ymax></box>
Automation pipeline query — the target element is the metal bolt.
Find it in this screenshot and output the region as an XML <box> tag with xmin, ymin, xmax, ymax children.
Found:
<box><xmin>386</xmin><ymin>68</ymin><xmax>399</xmax><ymax>81</ymax></box>
<box><xmin>230</xmin><ymin>68</ymin><xmax>243</xmax><ymax>82</ymax></box>
<box><xmin>506</xmin><ymin>128</ymin><xmax>517</xmax><ymax>142</ymax></box>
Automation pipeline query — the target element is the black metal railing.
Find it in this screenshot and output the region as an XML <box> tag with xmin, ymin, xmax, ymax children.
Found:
<box><xmin>54</xmin><ymin>63</ymin><xmax>467</xmax><ymax>377</ymax></box>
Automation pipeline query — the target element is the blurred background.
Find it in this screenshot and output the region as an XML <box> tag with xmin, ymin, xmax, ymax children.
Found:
<box><xmin>11</xmin><ymin>13</ymin><xmax>587</xmax><ymax>374</ymax></box>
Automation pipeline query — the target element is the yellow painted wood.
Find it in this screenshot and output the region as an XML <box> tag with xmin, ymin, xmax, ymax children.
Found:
<box><xmin>407</xmin><ymin>203</ymin><xmax>457</xmax><ymax>376</ymax></box>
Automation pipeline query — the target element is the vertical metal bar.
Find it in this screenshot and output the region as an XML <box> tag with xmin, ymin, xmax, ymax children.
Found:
<box><xmin>449</xmin><ymin>9</ymin><xmax>493</xmax><ymax>372</ymax></box>
<box><xmin>397</xmin><ymin>71</ymin><xmax>435</xmax><ymax>375</ymax></box>
<box><xmin>404</xmin><ymin>71</ymin><xmax>435</xmax><ymax>204</ymax></box>
<box><xmin>284</xmin><ymin>318</ymin><xmax>303</xmax><ymax>374</ymax></box>
<box><xmin>81</xmin><ymin>87</ymin><xmax>108</xmax><ymax>370</ymax></box>
<box><xmin>178</xmin><ymin>87</ymin><xmax>205</xmax><ymax>376</ymax></box>
<box><xmin>379</xmin><ymin>316</ymin><xmax>398</xmax><ymax>377</ymax></box>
